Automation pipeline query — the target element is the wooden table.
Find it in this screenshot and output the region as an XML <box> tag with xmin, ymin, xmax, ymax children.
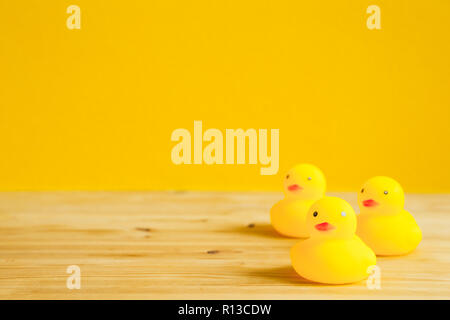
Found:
<box><xmin>0</xmin><ymin>191</ymin><xmax>449</xmax><ymax>299</ymax></box>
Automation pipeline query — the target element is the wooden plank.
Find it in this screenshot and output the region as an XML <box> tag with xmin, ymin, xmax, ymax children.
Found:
<box><xmin>0</xmin><ymin>191</ymin><xmax>449</xmax><ymax>299</ymax></box>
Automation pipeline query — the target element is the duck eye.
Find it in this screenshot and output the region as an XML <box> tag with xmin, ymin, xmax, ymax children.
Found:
<box><xmin>307</xmin><ymin>177</ymin><xmax>312</xmax><ymax>181</ymax></box>
<box><xmin>384</xmin><ymin>190</ymin><xmax>388</xmax><ymax>195</ymax></box>
<box><xmin>313</xmin><ymin>211</ymin><xmax>318</xmax><ymax>217</ymax></box>
<box><xmin>361</xmin><ymin>188</ymin><xmax>364</xmax><ymax>193</ymax></box>
<box><xmin>286</xmin><ymin>174</ymin><xmax>290</xmax><ymax>179</ymax></box>
<box><xmin>341</xmin><ymin>211</ymin><xmax>346</xmax><ymax>217</ymax></box>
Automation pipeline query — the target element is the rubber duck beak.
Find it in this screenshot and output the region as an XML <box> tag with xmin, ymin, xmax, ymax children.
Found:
<box><xmin>288</xmin><ymin>184</ymin><xmax>303</xmax><ymax>191</ymax></box>
<box><xmin>363</xmin><ymin>199</ymin><xmax>379</xmax><ymax>207</ymax></box>
<box><xmin>315</xmin><ymin>222</ymin><xmax>335</xmax><ymax>231</ymax></box>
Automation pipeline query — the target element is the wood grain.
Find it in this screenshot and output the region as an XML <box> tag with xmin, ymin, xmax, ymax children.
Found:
<box><xmin>0</xmin><ymin>191</ymin><xmax>449</xmax><ymax>299</ymax></box>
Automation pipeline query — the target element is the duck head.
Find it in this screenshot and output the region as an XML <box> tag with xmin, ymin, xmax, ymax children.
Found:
<box><xmin>306</xmin><ymin>196</ymin><xmax>356</xmax><ymax>239</ymax></box>
<box><xmin>358</xmin><ymin>176</ymin><xmax>404</xmax><ymax>214</ymax></box>
<box><xmin>283</xmin><ymin>164</ymin><xmax>326</xmax><ymax>200</ymax></box>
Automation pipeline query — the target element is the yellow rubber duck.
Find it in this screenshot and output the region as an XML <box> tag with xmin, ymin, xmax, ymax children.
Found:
<box><xmin>291</xmin><ymin>197</ymin><xmax>376</xmax><ymax>284</ymax></box>
<box><xmin>270</xmin><ymin>164</ymin><xmax>326</xmax><ymax>237</ymax></box>
<box><xmin>356</xmin><ymin>176</ymin><xmax>422</xmax><ymax>256</ymax></box>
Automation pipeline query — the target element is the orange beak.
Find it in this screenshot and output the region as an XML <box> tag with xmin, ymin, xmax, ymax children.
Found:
<box><xmin>363</xmin><ymin>199</ymin><xmax>378</xmax><ymax>207</ymax></box>
<box><xmin>288</xmin><ymin>184</ymin><xmax>302</xmax><ymax>191</ymax></box>
<box><xmin>315</xmin><ymin>222</ymin><xmax>335</xmax><ymax>231</ymax></box>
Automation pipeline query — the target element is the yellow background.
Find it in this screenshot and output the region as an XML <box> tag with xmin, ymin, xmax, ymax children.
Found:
<box><xmin>1</xmin><ymin>0</ymin><xmax>449</xmax><ymax>192</ymax></box>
